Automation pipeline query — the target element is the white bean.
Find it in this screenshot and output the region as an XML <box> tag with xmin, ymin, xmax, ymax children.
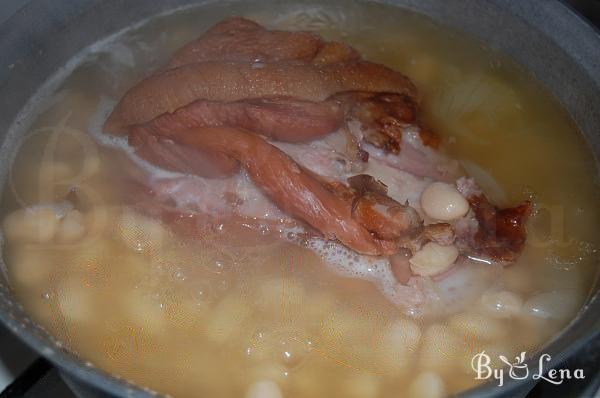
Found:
<box><xmin>56</xmin><ymin>209</ymin><xmax>86</xmax><ymax>243</ymax></box>
<box><xmin>449</xmin><ymin>312</ymin><xmax>507</xmax><ymax>341</ymax></box>
<box><xmin>408</xmin><ymin>371</ymin><xmax>446</xmax><ymax>398</ymax></box>
<box><xmin>421</xmin><ymin>182</ymin><xmax>469</xmax><ymax>221</ymax></box>
<box><xmin>302</xmin><ymin>291</ymin><xmax>336</xmax><ymax>321</ymax></box>
<box><xmin>57</xmin><ymin>276</ymin><xmax>93</xmax><ymax>322</ymax></box>
<box><xmin>3</xmin><ymin>207</ymin><xmax>59</xmax><ymax>243</ymax></box>
<box><xmin>207</xmin><ymin>295</ymin><xmax>251</xmax><ymax>344</ymax></box>
<box><xmin>245</xmin><ymin>380</ymin><xmax>283</xmax><ymax>398</ymax></box>
<box><xmin>85</xmin><ymin>206</ymin><xmax>117</xmax><ymax>238</ymax></box>
<box><xmin>290</xmin><ymin>372</ymin><xmax>320</xmax><ymax>396</ymax></box>
<box><xmin>419</xmin><ymin>324</ymin><xmax>462</xmax><ymax>372</ymax></box>
<box><xmin>250</xmin><ymin>363</ymin><xmax>289</xmax><ymax>385</ymax></box>
<box><xmin>342</xmin><ymin>373</ymin><xmax>381</xmax><ymax>398</ymax></box>
<box><xmin>320</xmin><ymin>309</ymin><xmax>374</xmax><ymax>342</ymax></box>
<box><xmin>480</xmin><ymin>290</ymin><xmax>523</xmax><ymax>318</ymax></box>
<box><xmin>406</xmin><ymin>53</ymin><xmax>438</xmax><ymax>86</ymax></box>
<box><xmin>118</xmin><ymin>209</ymin><xmax>167</xmax><ymax>253</ymax></box>
<box><xmin>409</xmin><ymin>242</ymin><xmax>458</xmax><ymax>277</ymax></box>
<box><xmin>126</xmin><ymin>290</ymin><xmax>165</xmax><ymax>333</ymax></box>
<box><xmin>523</xmin><ymin>290</ymin><xmax>581</xmax><ymax>321</ymax></box>
<box><xmin>67</xmin><ymin>240</ymin><xmax>110</xmax><ymax>273</ymax></box>
<box><xmin>257</xmin><ymin>277</ymin><xmax>305</xmax><ymax>319</ymax></box>
<box><xmin>380</xmin><ymin>318</ymin><xmax>422</xmax><ymax>374</ymax></box>
<box><xmin>8</xmin><ymin>248</ymin><xmax>50</xmax><ymax>286</ymax></box>
<box><xmin>385</xmin><ymin>318</ymin><xmax>422</xmax><ymax>353</ymax></box>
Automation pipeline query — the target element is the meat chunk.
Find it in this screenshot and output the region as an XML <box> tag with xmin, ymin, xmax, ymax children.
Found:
<box><xmin>128</xmin><ymin>97</ymin><xmax>343</xmax><ymax>177</ymax></box>
<box><xmin>103</xmin><ymin>61</ymin><xmax>416</xmax><ymax>134</ymax></box>
<box><xmin>158</xmin><ymin>126</ymin><xmax>397</xmax><ymax>255</ymax></box>
<box><xmin>333</xmin><ymin>91</ymin><xmax>439</xmax><ymax>152</ymax></box>
<box><xmin>167</xmin><ymin>17</ymin><xmax>324</xmax><ymax>68</ymax></box>
<box><xmin>137</xmin><ymin>97</ymin><xmax>343</xmax><ymax>142</ymax></box>
<box><xmin>102</xmin><ymin>17</ymin><xmax>530</xmax><ymax>265</ymax></box>
<box><xmin>168</xmin><ymin>17</ymin><xmax>360</xmax><ymax>69</ymax></box>
<box><xmin>467</xmin><ymin>195</ymin><xmax>532</xmax><ymax>263</ymax></box>
<box><xmin>455</xmin><ymin>177</ymin><xmax>531</xmax><ymax>263</ymax></box>
<box><xmin>128</xmin><ymin>127</ymin><xmax>240</xmax><ymax>178</ymax></box>
<box><xmin>311</xmin><ymin>41</ymin><xmax>360</xmax><ymax>66</ymax></box>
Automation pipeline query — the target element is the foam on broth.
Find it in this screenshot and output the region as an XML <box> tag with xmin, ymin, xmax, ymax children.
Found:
<box><xmin>1</xmin><ymin>2</ymin><xmax>599</xmax><ymax>397</ymax></box>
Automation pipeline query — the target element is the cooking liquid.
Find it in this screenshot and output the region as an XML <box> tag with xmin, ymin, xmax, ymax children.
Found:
<box><xmin>1</xmin><ymin>2</ymin><xmax>599</xmax><ymax>397</ymax></box>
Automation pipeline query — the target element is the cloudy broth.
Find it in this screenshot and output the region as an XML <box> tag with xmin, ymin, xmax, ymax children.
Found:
<box><xmin>2</xmin><ymin>1</ymin><xmax>599</xmax><ymax>397</ymax></box>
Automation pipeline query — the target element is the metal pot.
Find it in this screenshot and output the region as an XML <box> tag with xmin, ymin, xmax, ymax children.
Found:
<box><xmin>0</xmin><ymin>1</ymin><xmax>598</xmax><ymax>397</ymax></box>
